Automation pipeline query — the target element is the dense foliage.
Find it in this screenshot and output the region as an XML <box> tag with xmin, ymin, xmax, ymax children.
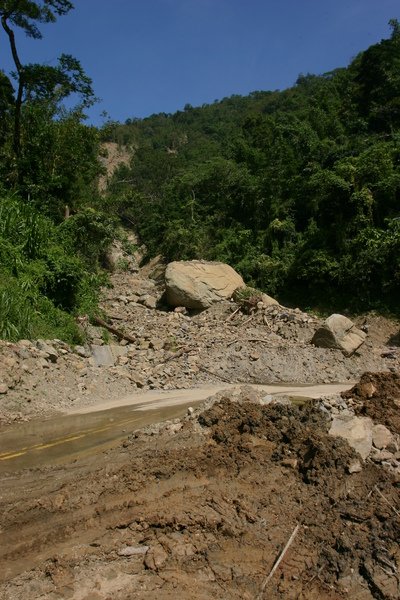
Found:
<box><xmin>105</xmin><ymin>22</ymin><xmax>400</xmax><ymax>312</ymax></box>
<box><xmin>0</xmin><ymin>1</ymin><xmax>114</xmax><ymax>342</ymax></box>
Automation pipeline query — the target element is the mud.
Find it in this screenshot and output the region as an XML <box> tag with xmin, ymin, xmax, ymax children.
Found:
<box><xmin>343</xmin><ymin>372</ymin><xmax>400</xmax><ymax>435</ymax></box>
<box><xmin>1</xmin><ymin>379</ymin><xmax>399</xmax><ymax>599</ymax></box>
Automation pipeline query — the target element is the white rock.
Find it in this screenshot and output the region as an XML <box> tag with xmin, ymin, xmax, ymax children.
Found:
<box><xmin>372</xmin><ymin>424</ymin><xmax>393</xmax><ymax>450</ymax></box>
<box><xmin>329</xmin><ymin>415</ymin><xmax>373</xmax><ymax>459</ymax></box>
<box><xmin>117</xmin><ymin>545</ymin><xmax>149</xmax><ymax>557</ymax></box>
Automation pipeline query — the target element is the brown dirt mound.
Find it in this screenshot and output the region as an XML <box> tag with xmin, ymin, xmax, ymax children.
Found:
<box><xmin>342</xmin><ymin>372</ymin><xmax>400</xmax><ymax>434</ymax></box>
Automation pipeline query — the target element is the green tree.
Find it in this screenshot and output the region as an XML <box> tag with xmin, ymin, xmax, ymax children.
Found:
<box><xmin>0</xmin><ymin>1</ymin><xmax>94</xmax><ymax>172</ymax></box>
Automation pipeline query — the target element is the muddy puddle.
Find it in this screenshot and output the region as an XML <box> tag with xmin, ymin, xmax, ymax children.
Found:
<box><xmin>0</xmin><ymin>383</ymin><xmax>351</xmax><ymax>473</ymax></box>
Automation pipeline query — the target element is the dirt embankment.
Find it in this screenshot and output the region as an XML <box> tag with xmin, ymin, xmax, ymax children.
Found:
<box><xmin>1</xmin><ymin>374</ymin><xmax>399</xmax><ymax>599</ymax></box>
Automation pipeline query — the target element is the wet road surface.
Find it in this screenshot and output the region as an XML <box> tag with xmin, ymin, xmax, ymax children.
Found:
<box><xmin>0</xmin><ymin>383</ymin><xmax>352</xmax><ymax>472</ymax></box>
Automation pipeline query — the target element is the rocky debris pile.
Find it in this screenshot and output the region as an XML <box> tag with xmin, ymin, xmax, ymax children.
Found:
<box><xmin>0</xmin><ymin>338</ymin><xmax>138</xmax><ymax>423</ymax></box>
<box><xmin>136</xmin><ymin>374</ymin><xmax>400</xmax><ymax>481</ymax></box>
<box><xmin>0</xmin><ymin>253</ymin><xmax>399</xmax><ymax>423</ymax></box>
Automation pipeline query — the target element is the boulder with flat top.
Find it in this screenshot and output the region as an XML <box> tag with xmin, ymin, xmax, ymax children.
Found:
<box><xmin>165</xmin><ymin>260</ymin><xmax>245</xmax><ymax>310</ymax></box>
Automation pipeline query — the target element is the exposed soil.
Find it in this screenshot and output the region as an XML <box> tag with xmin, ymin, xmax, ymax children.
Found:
<box><xmin>1</xmin><ymin>378</ymin><xmax>400</xmax><ymax>600</ymax></box>
<box><xmin>343</xmin><ymin>372</ymin><xmax>400</xmax><ymax>435</ymax></box>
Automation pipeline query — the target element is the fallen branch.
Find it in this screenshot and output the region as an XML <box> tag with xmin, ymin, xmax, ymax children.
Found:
<box><xmin>162</xmin><ymin>346</ymin><xmax>197</xmax><ymax>363</ymax></box>
<box><xmin>374</xmin><ymin>485</ymin><xmax>400</xmax><ymax>517</ymax></box>
<box><xmin>257</xmin><ymin>523</ymin><xmax>300</xmax><ymax>599</ymax></box>
<box><xmin>92</xmin><ymin>315</ymin><xmax>136</xmax><ymax>344</ymax></box>
<box><xmin>199</xmin><ymin>365</ymin><xmax>232</xmax><ymax>383</ymax></box>
<box><xmin>239</xmin><ymin>316</ymin><xmax>254</xmax><ymax>327</ymax></box>
<box><xmin>225</xmin><ymin>306</ymin><xmax>241</xmax><ymax>322</ymax></box>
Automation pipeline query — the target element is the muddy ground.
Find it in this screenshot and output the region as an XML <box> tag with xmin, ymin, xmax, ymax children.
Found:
<box><xmin>0</xmin><ymin>373</ymin><xmax>399</xmax><ymax>600</ymax></box>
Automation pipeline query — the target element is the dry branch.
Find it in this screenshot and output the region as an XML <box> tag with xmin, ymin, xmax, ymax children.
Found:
<box><xmin>92</xmin><ymin>315</ymin><xmax>136</xmax><ymax>344</ymax></box>
<box><xmin>162</xmin><ymin>346</ymin><xmax>197</xmax><ymax>363</ymax></box>
<box><xmin>257</xmin><ymin>523</ymin><xmax>300</xmax><ymax>599</ymax></box>
<box><xmin>374</xmin><ymin>485</ymin><xmax>400</xmax><ymax>517</ymax></box>
<box><xmin>225</xmin><ymin>306</ymin><xmax>241</xmax><ymax>322</ymax></box>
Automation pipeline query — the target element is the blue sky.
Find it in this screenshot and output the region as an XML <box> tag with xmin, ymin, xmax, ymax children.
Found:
<box><xmin>1</xmin><ymin>0</ymin><xmax>399</xmax><ymax>125</ymax></box>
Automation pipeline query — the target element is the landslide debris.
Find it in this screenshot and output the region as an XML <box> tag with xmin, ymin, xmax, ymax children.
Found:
<box><xmin>1</xmin><ymin>256</ymin><xmax>399</xmax><ymax>424</ymax></box>
<box><xmin>1</xmin><ymin>377</ymin><xmax>399</xmax><ymax>599</ymax></box>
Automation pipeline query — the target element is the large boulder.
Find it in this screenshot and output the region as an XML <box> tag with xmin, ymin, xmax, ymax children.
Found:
<box><xmin>312</xmin><ymin>314</ymin><xmax>366</xmax><ymax>356</ymax></box>
<box><xmin>165</xmin><ymin>260</ymin><xmax>245</xmax><ymax>309</ymax></box>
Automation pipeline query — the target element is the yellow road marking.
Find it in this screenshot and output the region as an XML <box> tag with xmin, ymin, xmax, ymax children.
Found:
<box><xmin>0</xmin><ymin>450</ymin><xmax>27</xmax><ymax>461</ymax></box>
<box><xmin>0</xmin><ymin>415</ymin><xmax>142</xmax><ymax>461</ymax></box>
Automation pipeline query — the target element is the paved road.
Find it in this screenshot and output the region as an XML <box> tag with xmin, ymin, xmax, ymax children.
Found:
<box><xmin>0</xmin><ymin>383</ymin><xmax>352</xmax><ymax>472</ymax></box>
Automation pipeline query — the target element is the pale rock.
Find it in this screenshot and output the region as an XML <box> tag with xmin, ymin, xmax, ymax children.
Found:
<box><xmin>36</xmin><ymin>340</ymin><xmax>58</xmax><ymax>363</ymax></box>
<box><xmin>0</xmin><ymin>383</ymin><xmax>8</xmax><ymax>394</ymax></box>
<box><xmin>37</xmin><ymin>357</ymin><xmax>50</xmax><ymax>369</ymax></box>
<box><xmin>312</xmin><ymin>314</ymin><xmax>366</xmax><ymax>355</ymax></box>
<box><xmin>261</xmin><ymin>293</ymin><xmax>279</xmax><ymax>307</ymax></box>
<box><xmin>138</xmin><ymin>294</ymin><xmax>157</xmax><ymax>309</ymax></box>
<box><xmin>144</xmin><ymin>545</ymin><xmax>168</xmax><ymax>570</ymax></box>
<box><xmin>165</xmin><ymin>260</ymin><xmax>245</xmax><ymax>309</ymax></box>
<box><xmin>329</xmin><ymin>415</ymin><xmax>373</xmax><ymax>459</ymax></box>
<box><xmin>90</xmin><ymin>344</ymin><xmax>128</xmax><ymax>367</ymax></box>
<box><xmin>75</xmin><ymin>345</ymin><xmax>91</xmax><ymax>358</ymax></box>
<box><xmin>117</xmin><ymin>545</ymin><xmax>149</xmax><ymax>557</ymax></box>
<box><xmin>18</xmin><ymin>340</ymin><xmax>33</xmax><ymax>348</ymax></box>
<box><xmin>372</xmin><ymin>424</ymin><xmax>393</xmax><ymax>450</ymax></box>
<box><xmin>348</xmin><ymin>459</ymin><xmax>363</xmax><ymax>473</ymax></box>
<box><xmin>2</xmin><ymin>356</ymin><xmax>18</xmax><ymax>368</ymax></box>
<box><xmin>261</xmin><ymin>394</ymin><xmax>291</xmax><ymax>406</ymax></box>
<box><xmin>359</xmin><ymin>382</ymin><xmax>376</xmax><ymax>398</ymax></box>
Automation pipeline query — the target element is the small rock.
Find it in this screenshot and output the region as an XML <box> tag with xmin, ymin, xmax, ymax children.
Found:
<box><xmin>36</xmin><ymin>341</ymin><xmax>58</xmax><ymax>363</ymax></box>
<box><xmin>372</xmin><ymin>424</ymin><xmax>393</xmax><ymax>450</ymax></box>
<box><xmin>261</xmin><ymin>293</ymin><xmax>279</xmax><ymax>307</ymax></box>
<box><xmin>281</xmin><ymin>457</ymin><xmax>298</xmax><ymax>469</ymax></box>
<box><xmin>0</xmin><ymin>383</ymin><xmax>8</xmax><ymax>394</ymax></box>
<box><xmin>117</xmin><ymin>545</ymin><xmax>149</xmax><ymax>557</ymax></box>
<box><xmin>348</xmin><ymin>460</ymin><xmax>363</xmax><ymax>473</ymax></box>
<box><xmin>312</xmin><ymin>314</ymin><xmax>366</xmax><ymax>355</ymax></box>
<box><xmin>75</xmin><ymin>345</ymin><xmax>91</xmax><ymax>358</ymax></box>
<box><xmin>144</xmin><ymin>545</ymin><xmax>168</xmax><ymax>570</ymax></box>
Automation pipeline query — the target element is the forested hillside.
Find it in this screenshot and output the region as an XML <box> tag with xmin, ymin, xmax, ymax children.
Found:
<box><xmin>104</xmin><ymin>20</ymin><xmax>400</xmax><ymax>312</ymax></box>
<box><xmin>0</xmin><ymin>4</ymin><xmax>399</xmax><ymax>345</ymax></box>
